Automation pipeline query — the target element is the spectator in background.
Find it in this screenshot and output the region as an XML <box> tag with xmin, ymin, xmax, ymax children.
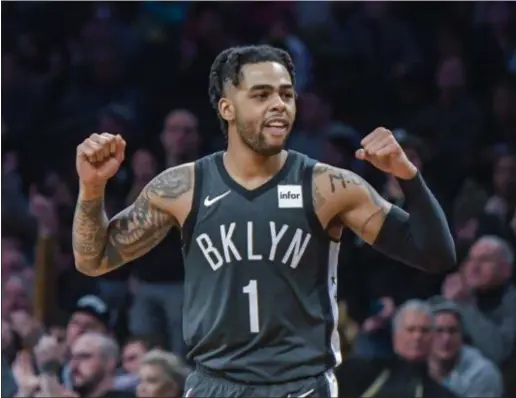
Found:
<box><xmin>62</xmin><ymin>295</ymin><xmax>112</xmax><ymax>389</ymax></box>
<box><xmin>262</xmin><ymin>9</ymin><xmax>312</xmax><ymax>92</ymax></box>
<box><xmin>175</xmin><ymin>3</ymin><xmax>236</xmax><ymax>121</ymax></box>
<box><xmin>452</xmin><ymin>177</ymin><xmax>516</xmax><ymax>265</ymax></box>
<box><xmin>98</xmin><ymin>104</ymin><xmax>136</xmax><ymax>141</ymax></box>
<box><xmin>341</xmin><ymin>2</ymin><xmax>422</xmax><ymax>124</ymax></box>
<box><xmin>1</xmin><ymin>237</ymin><xmax>29</xmax><ymax>283</ymax></box>
<box><xmin>48</xmin><ymin>316</ymin><xmax>68</xmax><ymax>365</ymax></box>
<box><xmin>287</xmin><ymin>90</ymin><xmax>336</xmax><ymax>159</ymax></box>
<box><xmin>59</xmin><ymin>37</ymin><xmax>141</xmax><ymax>124</ymax></box>
<box><xmin>125</xmin><ymin>148</ymin><xmax>158</xmax><ymax>205</ymax></box>
<box><xmin>128</xmin><ymin>109</ymin><xmax>201</xmax><ymax>357</ymax></box>
<box><xmin>441</xmin><ymin>235</ymin><xmax>516</xmax><ymax>365</ymax></box>
<box><xmin>391</xmin><ymin>300</ymin><xmax>434</xmax><ymax>362</ymax></box>
<box><xmin>2</xmin><ymin>52</ymin><xmax>44</xmax><ymax>138</ymax></box>
<box><xmin>160</xmin><ymin>109</ymin><xmax>201</xmax><ymax>168</ymax></box>
<box><xmin>480</xmin><ymin>2</ymin><xmax>516</xmax><ymax>73</ymax></box>
<box><xmin>2</xmin><ymin>151</ymin><xmax>38</xmax><ymax>245</ymax></box>
<box><xmin>65</xmin><ymin>296</ymin><xmax>111</xmax><ymax>354</ymax></box>
<box><xmin>122</xmin><ymin>335</ymin><xmax>163</xmax><ymax>376</ymax></box>
<box><xmin>321</xmin><ymin>122</ymin><xmax>361</xmax><ymax>172</ymax></box>
<box><xmin>486</xmin><ymin>79</ymin><xmax>516</xmax><ymax>147</ymax></box>
<box><xmin>337</xmin><ymin>300</ymin><xmax>457</xmax><ymax>398</ymax></box>
<box><xmin>409</xmin><ymin>56</ymin><xmax>484</xmax><ymax>201</ymax></box>
<box><xmin>69</xmin><ymin>333</ymin><xmax>135</xmax><ymax>398</ymax></box>
<box><xmin>485</xmin><ymin>150</ymin><xmax>516</xmax><ymax>232</ymax></box>
<box><xmin>2</xmin><ymin>275</ymin><xmax>33</xmax><ymax>317</ymax></box>
<box><xmin>11</xmin><ymin>332</ymin><xmax>129</xmax><ymax>398</ymax></box>
<box><xmin>137</xmin><ymin>350</ymin><xmax>191</xmax><ymax>398</ymax></box>
<box><xmin>428</xmin><ymin>301</ymin><xmax>503</xmax><ymax>397</ymax></box>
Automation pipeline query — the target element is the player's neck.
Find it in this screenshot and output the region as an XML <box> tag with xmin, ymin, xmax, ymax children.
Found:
<box><xmin>224</xmin><ymin>143</ymin><xmax>286</xmax><ymax>179</ymax></box>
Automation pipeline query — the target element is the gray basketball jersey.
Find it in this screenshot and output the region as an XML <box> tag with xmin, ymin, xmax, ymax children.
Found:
<box><xmin>182</xmin><ymin>150</ymin><xmax>341</xmax><ymax>383</ymax></box>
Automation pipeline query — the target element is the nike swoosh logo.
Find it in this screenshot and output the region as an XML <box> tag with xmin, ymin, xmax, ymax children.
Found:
<box><xmin>288</xmin><ymin>389</ymin><xmax>314</xmax><ymax>398</ymax></box>
<box><xmin>204</xmin><ymin>190</ymin><xmax>231</xmax><ymax>207</ymax></box>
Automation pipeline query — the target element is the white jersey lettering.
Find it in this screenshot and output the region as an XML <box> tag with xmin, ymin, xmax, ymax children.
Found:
<box><xmin>269</xmin><ymin>222</ymin><xmax>289</xmax><ymax>261</ymax></box>
<box><xmin>282</xmin><ymin>228</ymin><xmax>312</xmax><ymax>269</ymax></box>
<box><xmin>220</xmin><ymin>222</ymin><xmax>242</xmax><ymax>263</ymax></box>
<box><xmin>247</xmin><ymin>221</ymin><xmax>263</xmax><ymax>261</ymax></box>
<box><xmin>195</xmin><ymin>222</ymin><xmax>312</xmax><ymax>270</ymax></box>
<box><xmin>196</xmin><ymin>233</ymin><xmax>224</xmax><ymax>270</ymax></box>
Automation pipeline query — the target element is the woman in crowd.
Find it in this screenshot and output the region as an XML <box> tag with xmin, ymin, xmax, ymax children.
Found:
<box><xmin>136</xmin><ymin>350</ymin><xmax>191</xmax><ymax>398</ymax></box>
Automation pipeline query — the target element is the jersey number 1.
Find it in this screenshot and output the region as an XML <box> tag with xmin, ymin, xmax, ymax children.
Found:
<box><xmin>242</xmin><ymin>280</ymin><xmax>260</xmax><ymax>333</ymax></box>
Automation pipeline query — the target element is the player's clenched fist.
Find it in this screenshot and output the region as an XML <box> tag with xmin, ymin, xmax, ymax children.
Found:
<box><xmin>76</xmin><ymin>133</ymin><xmax>126</xmax><ymax>186</ymax></box>
<box><xmin>355</xmin><ymin>127</ymin><xmax>418</xmax><ymax>180</ymax></box>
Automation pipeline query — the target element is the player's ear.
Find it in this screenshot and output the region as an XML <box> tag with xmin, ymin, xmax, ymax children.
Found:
<box><xmin>218</xmin><ymin>97</ymin><xmax>235</xmax><ymax>123</ymax></box>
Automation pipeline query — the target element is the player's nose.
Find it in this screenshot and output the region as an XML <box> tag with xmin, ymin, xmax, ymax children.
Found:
<box><xmin>269</xmin><ymin>94</ymin><xmax>287</xmax><ymax>112</ymax></box>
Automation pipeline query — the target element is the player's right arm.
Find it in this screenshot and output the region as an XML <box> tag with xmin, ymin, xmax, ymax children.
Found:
<box><xmin>72</xmin><ymin>133</ymin><xmax>193</xmax><ymax>276</ymax></box>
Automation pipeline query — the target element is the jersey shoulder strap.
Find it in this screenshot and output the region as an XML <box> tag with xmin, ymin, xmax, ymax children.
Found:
<box><xmin>300</xmin><ymin>154</ymin><xmax>332</xmax><ymax>241</ymax></box>
<box><xmin>182</xmin><ymin>154</ymin><xmax>214</xmax><ymax>254</ymax></box>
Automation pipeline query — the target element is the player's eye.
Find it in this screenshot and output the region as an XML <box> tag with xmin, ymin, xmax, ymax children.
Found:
<box><xmin>253</xmin><ymin>92</ymin><xmax>268</xmax><ymax>100</ymax></box>
<box><xmin>282</xmin><ymin>92</ymin><xmax>295</xmax><ymax>100</ymax></box>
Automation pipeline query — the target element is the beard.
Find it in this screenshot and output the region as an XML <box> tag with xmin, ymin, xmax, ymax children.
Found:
<box><xmin>235</xmin><ymin>118</ymin><xmax>286</xmax><ymax>157</ymax></box>
<box><xmin>72</xmin><ymin>370</ymin><xmax>105</xmax><ymax>397</ymax></box>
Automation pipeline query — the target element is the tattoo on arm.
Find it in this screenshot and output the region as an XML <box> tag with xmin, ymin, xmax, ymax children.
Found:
<box><xmin>328</xmin><ymin>168</ymin><xmax>382</xmax><ymax>203</ymax></box>
<box><xmin>312</xmin><ymin>164</ymin><xmax>389</xmax><ymax>233</ymax></box>
<box><xmin>72</xmin><ymin>166</ymin><xmax>193</xmax><ymax>275</ymax></box>
<box><xmin>73</xmin><ymin>198</ymin><xmax>111</xmax><ymax>271</ymax></box>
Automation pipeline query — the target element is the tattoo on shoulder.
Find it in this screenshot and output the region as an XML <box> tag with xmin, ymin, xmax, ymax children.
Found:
<box><xmin>147</xmin><ymin>165</ymin><xmax>193</xmax><ymax>200</ymax></box>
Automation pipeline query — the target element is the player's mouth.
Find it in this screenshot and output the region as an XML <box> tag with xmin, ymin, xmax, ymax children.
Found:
<box><xmin>263</xmin><ymin>117</ymin><xmax>289</xmax><ymax>136</ymax></box>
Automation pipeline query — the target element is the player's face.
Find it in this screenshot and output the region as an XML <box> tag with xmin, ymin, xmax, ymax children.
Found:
<box><xmin>231</xmin><ymin>62</ymin><xmax>296</xmax><ymax>156</ymax></box>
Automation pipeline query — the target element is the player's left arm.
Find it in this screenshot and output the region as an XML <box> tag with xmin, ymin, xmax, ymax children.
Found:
<box><xmin>313</xmin><ymin>129</ymin><xmax>456</xmax><ymax>273</ymax></box>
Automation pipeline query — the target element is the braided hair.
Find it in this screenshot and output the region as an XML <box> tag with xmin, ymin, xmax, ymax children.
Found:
<box><xmin>208</xmin><ymin>45</ymin><xmax>295</xmax><ymax>136</ymax></box>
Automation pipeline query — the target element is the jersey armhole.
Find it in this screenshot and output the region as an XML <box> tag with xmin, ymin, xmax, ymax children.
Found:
<box><xmin>182</xmin><ymin>159</ymin><xmax>203</xmax><ymax>255</ymax></box>
<box><xmin>302</xmin><ymin>159</ymin><xmax>340</xmax><ymax>243</ymax></box>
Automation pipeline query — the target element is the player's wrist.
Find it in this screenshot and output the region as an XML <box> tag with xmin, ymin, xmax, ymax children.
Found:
<box><xmin>393</xmin><ymin>162</ymin><xmax>418</xmax><ymax>180</ymax></box>
<box><xmin>79</xmin><ymin>181</ymin><xmax>107</xmax><ymax>200</ymax></box>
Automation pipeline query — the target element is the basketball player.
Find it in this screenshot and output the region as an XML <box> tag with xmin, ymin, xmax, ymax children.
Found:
<box><xmin>72</xmin><ymin>45</ymin><xmax>455</xmax><ymax>397</ymax></box>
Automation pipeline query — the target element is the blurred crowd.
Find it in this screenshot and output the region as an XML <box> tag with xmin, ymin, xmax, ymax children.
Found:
<box><xmin>2</xmin><ymin>1</ymin><xmax>516</xmax><ymax>397</ymax></box>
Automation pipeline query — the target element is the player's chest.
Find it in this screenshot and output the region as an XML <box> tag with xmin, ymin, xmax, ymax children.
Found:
<box><xmin>192</xmin><ymin>210</ymin><xmax>314</xmax><ymax>272</ymax></box>
<box><xmin>192</xmin><ymin>182</ymin><xmax>317</xmax><ymax>268</ymax></box>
